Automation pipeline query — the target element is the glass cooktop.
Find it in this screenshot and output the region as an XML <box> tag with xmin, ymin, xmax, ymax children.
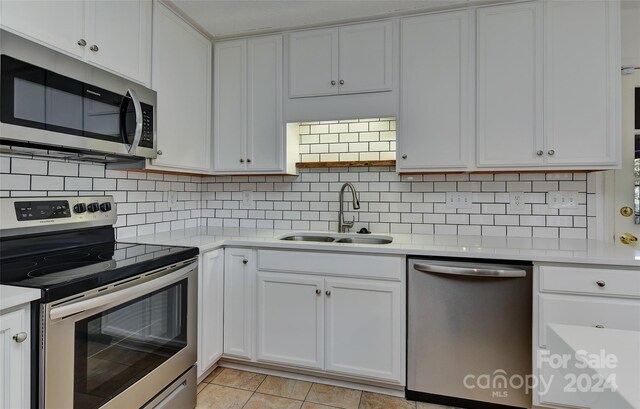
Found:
<box><xmin>0</xmin><ymin>242</ymin><xmax>198</xmax><ymax>302</ymax></box>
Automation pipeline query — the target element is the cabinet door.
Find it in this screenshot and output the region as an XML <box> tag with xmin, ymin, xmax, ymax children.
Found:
<box><xmin>477</xmin><ymin>2</ymin><xmax>543</xmax><ymax>167</ymax></box>
<box><xmin>247</xmin><ymin>35</ymin><xmax>284</xmax><ymax>172</ymax></box>
<box><xmin>151</xmin><ymin>4</ymin><xmax>212</xmax><ymax>172</ymax></box>
<box><xmin>83</xmin><ymin>0</ymin><xmax>151</xmax><ymax>84</ymax></box>
<box><xmin>399</xmin><ymin>11</ymin><xmax>471</xmax><ymax>171</ymax></box>
<box><xmin>338</xmin><ymin>20</ymin><xmax>393</xmax><ymax>94</ymax></box>
<box><xmin>0</xmin><ymin>0</ymin><xmax>84</xmax><ymax>58</ymax></box>
<box><xmin>325</xmin><ymin>278</ymin><xmax>403</xmax><ymax>382</ymax></box>
<box><xmin>214</xmin><ymin>40</ymin><xmax>247</xmax><ymax>172</ymax></box>
<box><xmin>0</xmin><ymin>307</ymin><xmax>30</xmax><ymax>409</ymax></box>
<box><xmin>544</xmin><ymin>0</ymin><xmax>619</xmax><ymax>166</ymax></box>
<box><xmin>288</xmin><ymin>28</ymin><xmax>338</xmax><ymax>97</ymax></box>
<box><xmin>198</xmin><ymin>249</ymin><xmax>224</xmax><ymax>378</ymax></box>
<box><xmin>223</xmin><ymin>248</ymin><xmax>254</xmax><ymax>359</ymax></box>
<box><xmin>256</xmin><ymin>272</ymin><xmax>324</xmax><ymax>369</ymax></box>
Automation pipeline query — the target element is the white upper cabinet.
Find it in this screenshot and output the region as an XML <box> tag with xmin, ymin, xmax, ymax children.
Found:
<box><xmin>288</xmin><ymin>20</ymin><xmax>393</xmax><ymax>98</ymax></box>
<box><xmin>214</xmin><ymin>35</ymin><xmax>286</xmax><ymax>174</ymax></box>
<box><xmin>150</xmin><ymin>3</ymin><xmax>212</xmax><ymax>172</ymax></box>
<box><xmin>83</xmin><ymin>0</ymin><xmax>151</xmax><ymax>85</ymax></box>
<box><xmin>0</xmin><ymin>0</ymin><xmax>151</xmax><ymax>85</ymax></box>
<box><xmin>476</xmin><ymin>2</ymin><xmax>543</xmax><ymax>167</ymax></box>
<box><xmin>543</xmin><ymin>0</ymin><xmax>620</xmax><ymax>166</ymax></box>
<box><xmin>398</xmin><ymin>11</ymin><xmax>471</xmax><ymax>171</ymax></box>
<box><xmin>0</xmin><ymin>0</ymin><xmax>85</xmax><ymax>58</ymax></box>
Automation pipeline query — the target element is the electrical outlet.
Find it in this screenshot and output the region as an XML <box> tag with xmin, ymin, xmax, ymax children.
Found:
<box><xmin>446</xmin><ymin>192</ymin><xmax>473</xmax><ymax>209</ymax></box>
<box><xmin>167</xmin><ymin>190</ymin><xmax>178</xmax><ymax>209</ymax></box>
<box><xmin>240</xmin><ymin>191</ymin><xmax>255</xmax><ymax>209</ymax></box>
<box><xmin>548</xmin><ymin>191</ymin><xmax>579</xmax><ymax>209</ymax></box>
<box><xmin>509</xmin><ymin>192</ymin><xmax>527</xmax><ymax>212</ymax></box>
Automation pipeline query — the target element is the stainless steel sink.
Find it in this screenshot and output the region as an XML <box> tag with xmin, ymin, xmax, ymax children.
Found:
<box><xmin>280</xmin><ymin>235</ymin><xmax>336</xmax><ymax>242</ymax></box>
<box><xmin>278</xmin><ymin>233</ymin><xmax>393</xmax><ymax>244</ymax></box>
<box><xmin>334</xmin><ymin>237</ymin><xmax>393</xmax><ymax>244</ymax></box>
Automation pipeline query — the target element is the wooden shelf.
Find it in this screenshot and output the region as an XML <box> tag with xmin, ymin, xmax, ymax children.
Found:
<box><xmin>296</xmin><ymin>160</ymin><xmax>396</xmax><ymax>169</ymax></box>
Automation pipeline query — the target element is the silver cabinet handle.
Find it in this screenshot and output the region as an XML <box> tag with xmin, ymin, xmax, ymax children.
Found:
<box><xmin>242</xmin><ymin>259</ymin><xmax>248</xmax><ymax>264</ymax></box>
<box><xmin>595</xmin><ymin>324</ymin><xmax>605</xmax><ymax>329</ymax></box>
<box><xmin>77</xmin><ymin>39</ymin><xmax>87</xmax><ymax>47</ymax></box>
<box><xmin>596</xmin><ymin>280</ymin><xmax>606</xmax><ymax>288</ymax></box>
<box><xmin>548</xmin><ymin>149</ymin><xmax>555</xmax><ymax>156</ymax></box>
<box><xmin>413</xmin><ymin>263</ymin><xmax>526</xmax><ymax>278</ymax></box>
<box><xmin>331</xmin><ymin>80</ymin><xmax>336</xmax><ymax>86</ymax></box>
<box><xmin>315</xmin><ymin>289</ymin><xmax>321</xmax><ymax>295</ymax></box>
<box><xmin>157</xmin><ymin>150</ymin><xmax>163</xmax><ymax>156</ymax></box>
<box><xmin>12</xmin><ymin>332</ymin><xmax>27</xmax><ymax>343</ymax></box>
<box><xmin>325</xmin><ymin>290</ymin><xmax>331</xmax><ymax>296</ymax></box>
<box><xmin>402</xmin><ymin>154</ymin><xmax>407</xmax><ymax>159</ymax></box>
<box><xmin>536</xmin><ymin>150</ymin><xmax>544</xmax><ymax>156</ymax></box>
<box><xmin>240</xmin><ymin>159</ymin><xmax>245</xmax><ymax>163</ymax></box>
<box><xmin>339</xmin><ymin>80</ymin><xmax>344</xmax><ymax>85</ymax></box>
<box><xmin>90</xmin><ymin>44</ymin><xmax>99</xmax><ymax>52</ymax></box>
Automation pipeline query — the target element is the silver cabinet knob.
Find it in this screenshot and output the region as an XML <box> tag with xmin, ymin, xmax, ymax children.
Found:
<box><xmin>157</xmin><ymin>150</ymin><xmax>163</xmax><ymax>156</ymax></box>
<box><xmin>596</xmin><ymin>280</ymin><xmax>606</xmax><ymax>288</ymax></box>
<box><xmin>595</xmin><ymin>324</ymin><xmax>605</xmax><ymax>329</ymax></box>
<box><xmin>315</xmin><ymin>289</ymin><xmax>321</xmax><ymax>295</ymax></box>
<box><xmin>339</xmin><ymin>80</ymin><xmax>344</xmax><ymax>85</ymax></box>
<box><xmin>77</xmin><ymin>39</ymin><xmax>87</xmax><ymax>47</ymax></box>
<box><xmin>325</xmin><ymin>290</ymin><xmax>331</xmax><ymax>296</ymax></box>
<box><xmin>242</xmin><ymin>259</ymin><xmax>248</xmax><ymax>264</ymax></box>
<box><xmin>401</xmin><ymin>154</ymin><xmax>407</xmax><ymax>159</ymax></box>
<box><xmin>536</xmin><ymin>150</ymin><xmax>544</xmax><ymax>156</ymax></box>
<box><xmin>331</xmin><ymin>80</ymin><xmax>336</xmax><ymax>86</ymax></box>
<box><xmin>13</xmin><ymin>332</ymin><xmax>27</xmax><ymax>343</ymax></box>
<box><xmin>247</xmin><ymin>158</ymin><xmax>252</xmax><ymax>163</ymax></box>
<box><xmin>90</xmin><ymin>45</ymin><xmax>99</xmax><ymax>52</ymax></box>
<box><xmin>547</xmin><ymin>149</ymin><xmax>555</xmax><ymax>156</ymax></box>
<box><xmin>240</xmin><ymin>159</ymin><xmax>245</xmax><ymax>163</ymax></box>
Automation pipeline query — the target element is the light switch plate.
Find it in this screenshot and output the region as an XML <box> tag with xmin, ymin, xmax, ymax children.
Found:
<box><xmin>167</xmin><ymin>190</ymin><xmax>178</xmax><ymax>209</ymax></box>
<box><xmin>240</xmin><ymin>191</ymin><xmax>255</xmax><ymax>209</ymax></box>
<box><xmin>509</xmin><ymin>192</ymin><xmax>527</xmax><ymax>212</ymax></box>
<box><xmin>548</xmin><ymin>191</ymin><xmax>579</xmax><ymax>209</ymax></box>
<box><xmin>446</xmin><ymin>192</ymin><xmax>473</xmax><ymax>209</ymax></box>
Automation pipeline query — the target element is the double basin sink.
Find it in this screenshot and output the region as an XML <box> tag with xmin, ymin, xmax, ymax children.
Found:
<box><xmin>280</xmin><ymin>232</ymin><xmax>393</xmax><ymax>245</ymax></box>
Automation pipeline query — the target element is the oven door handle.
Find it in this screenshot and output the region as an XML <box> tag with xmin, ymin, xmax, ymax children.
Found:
<box><xmin>49</xmin><ymin>262</ymin><xmax>195</xmax><ymax>321</ymax></box>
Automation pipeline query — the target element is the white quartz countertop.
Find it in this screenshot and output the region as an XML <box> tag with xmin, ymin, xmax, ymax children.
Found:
<box><xmin>129</xmin><ymin>227</ymin><xmax>640</xmax><ymax>267</ymax></box>
<box><xmin>0</xmin><ymin>285</ymin><xmax>41</xmax><ymax>312</ymax></box>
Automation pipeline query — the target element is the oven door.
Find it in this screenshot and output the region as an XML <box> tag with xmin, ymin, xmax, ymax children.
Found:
<box><xmin>41</xmin><ymin>260</ymin><xmax>197</xmax><ymax>409</ymax></box>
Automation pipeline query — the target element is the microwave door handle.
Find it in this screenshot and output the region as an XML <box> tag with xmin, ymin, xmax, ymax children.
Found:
<box><xmin>49</xmin><ymin>262</ymin><xmax>195</xmax><ymax>321</ymax></box>
<box><xmin>124</xmin><ymin>88</ymin><xmax>143</xmax><ymax>154</ymax></box>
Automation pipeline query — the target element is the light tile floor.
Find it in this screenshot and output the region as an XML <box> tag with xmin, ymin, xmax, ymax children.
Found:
<box><xmin>196</xmin><ymin>368</ymin><xmax>458</xmax><ymax>409</ymax></box>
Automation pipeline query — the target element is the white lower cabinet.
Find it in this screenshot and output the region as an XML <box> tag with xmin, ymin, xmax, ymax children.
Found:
<box><xmin>198</xmin><ymin>249</ymin><xmax>224</xmax><ymax>378</ymax></box>
<box><xmin>0</xmin><ymin>305</ymin><xmax>31</xmax><ymax>409</ymax></box>
<box><xmin>324</xmin><ymin>278</ymin><xmax>403</xmax><ymax>382</ymax></box>
<box><xmin>223</xmin><ymin>248</ymin><xmax>405</xmax><ymax>385</ymax></box>
<box><xmin>256</xmin><ymin>272</ymin><xmax>324</xmax><ymax>369</ymax></box>
<box><xmin>223</xmin><ymin>248</ymin><xmax>255</xmax><ymax>360</ymax></box>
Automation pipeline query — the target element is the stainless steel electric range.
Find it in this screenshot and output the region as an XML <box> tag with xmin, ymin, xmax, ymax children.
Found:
<box><xmin>0</xmin><ymin>196</ymin><xmax>199</xmax><ymax>409</ymax></box>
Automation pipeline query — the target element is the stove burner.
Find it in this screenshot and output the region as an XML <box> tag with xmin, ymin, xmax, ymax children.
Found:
<box><xmin>43</xmin><ymin>251</ymin><xmax>92</xmax><ymax>261</ymax></box>
<box><xmin>1</xmin><ymin>261</ymin><xmax>38</xmax><ymax>272</ymax></box>
<box><xmin>27</xmin><ymin>261</ymin><xmax>113</xmax><ymax>278</ymax></box>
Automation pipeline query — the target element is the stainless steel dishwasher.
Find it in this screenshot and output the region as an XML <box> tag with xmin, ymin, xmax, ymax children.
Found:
<box><xmin>407</xmin><ymin>257</ymin><xmax>532</xmax><ymax>409</ymax></box>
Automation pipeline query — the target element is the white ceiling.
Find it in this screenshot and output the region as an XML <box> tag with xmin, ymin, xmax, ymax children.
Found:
<box><xmin>167</xmin><ymin>0</ymin><xmax>470</xmax><ymax>39</ymax></box>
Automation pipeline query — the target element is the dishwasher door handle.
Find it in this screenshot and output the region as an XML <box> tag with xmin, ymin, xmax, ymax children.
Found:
<box><xmin>413</xmin><ymin>263</ymin><xmax>526</xmax><ymax>278</ymax></box>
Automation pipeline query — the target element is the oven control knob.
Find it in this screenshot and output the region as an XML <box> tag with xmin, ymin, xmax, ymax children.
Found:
<box><xmin>100</xmin><ymin>202</ymin><xmax>112</xmax><ymax>212</ymax></box>
<box><xmin>73</xmin><ymin>203</ymin><xmax>87</xmax><ymax>213</ymax></box>
<box><xmin>87</xmin><ymin>202</ymin><xmax>100</xmax><ymax>213</ymax></box>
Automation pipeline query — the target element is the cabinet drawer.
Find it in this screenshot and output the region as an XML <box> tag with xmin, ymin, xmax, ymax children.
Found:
<box><xmin>538</xmin><ymin>294</ymin><xmax>640</xmax><ymax>347</ymax></box>
<box><xmin>257</xmin><ymin>250</ymin><xmax>402</xmax><ymax>280</ymax></box>
<box><xmin>539</xmin><ymin>265</ymin><xmax>640</xmax><ymax>298</ymax></box>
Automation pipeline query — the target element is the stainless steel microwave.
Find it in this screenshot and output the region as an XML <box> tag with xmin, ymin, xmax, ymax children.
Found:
<box><xmin>0</xmin><ymin>30</ymin><xmax>157</xmax><ymax>161</ymax></box>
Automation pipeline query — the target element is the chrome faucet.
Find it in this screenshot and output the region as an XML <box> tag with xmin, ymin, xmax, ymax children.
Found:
<box><xmin>338</xmin><ymin>182</ymin><xmax>361</xmax><ymax>233</ymax></box>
